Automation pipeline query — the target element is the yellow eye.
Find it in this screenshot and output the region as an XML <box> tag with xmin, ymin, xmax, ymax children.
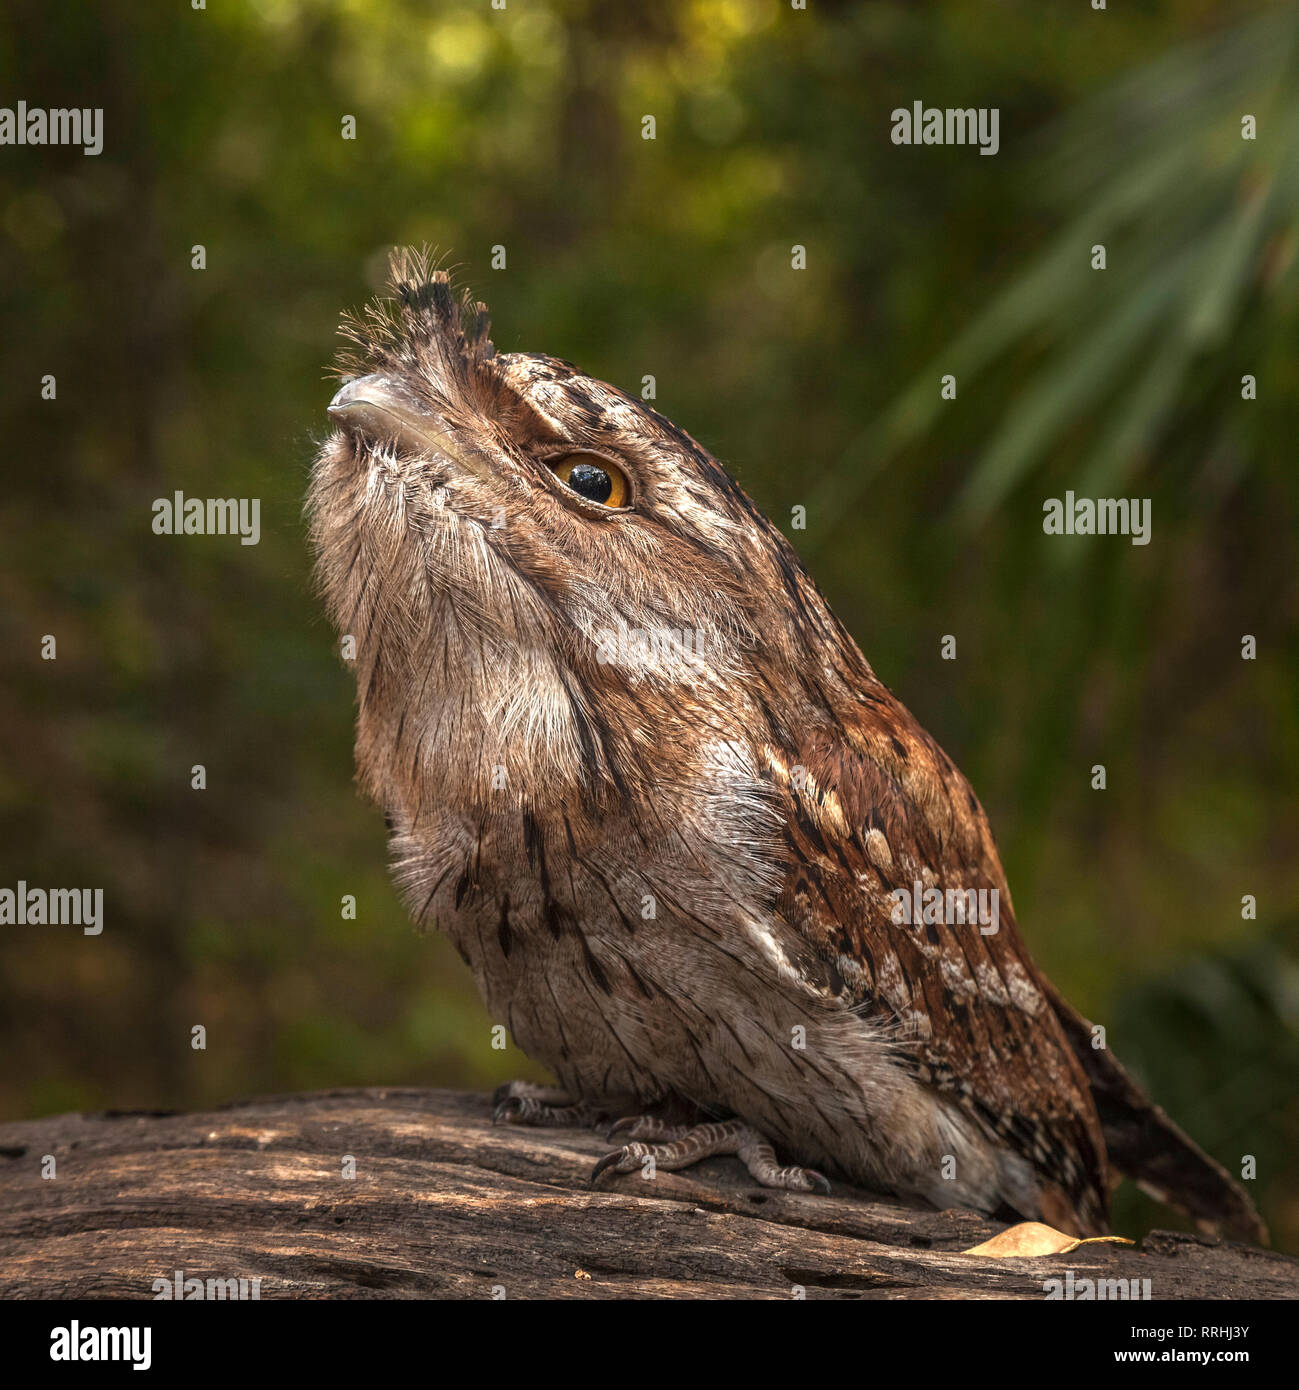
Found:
<box><xmin>549</xmin><ymin>454</ymin><xmax>630</xmax><ymax>509</ymax></box>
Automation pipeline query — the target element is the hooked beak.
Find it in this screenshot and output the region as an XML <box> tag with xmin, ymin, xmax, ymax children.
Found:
<box><xmin>326</xmin><ymin>374</ymin><xmax>460</xmax><ymax>458</ymax></box>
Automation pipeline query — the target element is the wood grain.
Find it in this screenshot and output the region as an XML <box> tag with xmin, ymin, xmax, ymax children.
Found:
<box><xmin>0</xmin><ymin>1088</ymin><xmax>1291</xmax><ymax>1300</ymax></box>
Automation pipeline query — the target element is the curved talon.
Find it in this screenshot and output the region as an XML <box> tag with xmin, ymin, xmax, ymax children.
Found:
<box><xmin>493</xmin><ymin>1097</ymin><xmax>523</xmax><ymax>1125</ymax></box>
<box><xmin>803</xmin><ymin>1169</ymin><xmax>832</xmax><ymax>1196</ymax></box>
<box><xmin>591</xmin><ymin>1149</ymin><xmax>632</xmax><ymax>1184</ymax></box>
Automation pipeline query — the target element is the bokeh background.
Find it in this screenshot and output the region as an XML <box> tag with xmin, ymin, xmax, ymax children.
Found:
<box><xmin>2</xmin><ymin>0</ymin><xmax>1296</xmax><ymax>1250</ymax></box>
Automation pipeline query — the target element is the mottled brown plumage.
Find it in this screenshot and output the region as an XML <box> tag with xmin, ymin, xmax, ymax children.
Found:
<box><xmin>308</xmin><ymin>249</ymin><xmax>1264</xmax><ymax>1242</ymax></box>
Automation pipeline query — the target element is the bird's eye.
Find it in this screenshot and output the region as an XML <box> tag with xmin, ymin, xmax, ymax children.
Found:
<box><xmin>549</xmin><ymin>454</ymin><xmax>630</xmax><ymax>509</ymax></box>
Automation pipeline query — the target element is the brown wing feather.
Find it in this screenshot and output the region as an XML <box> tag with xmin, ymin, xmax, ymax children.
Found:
<box><xmin>766</xmin><ymin>681</ymin><xmax>1110</xmax><ymax>1233</ymax></box>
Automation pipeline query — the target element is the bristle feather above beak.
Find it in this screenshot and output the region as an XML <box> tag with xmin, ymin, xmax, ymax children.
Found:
<box><xmin>335</xmin><ymin>247</ymin><xmax>496</xmax><ymax>388</ymax></box>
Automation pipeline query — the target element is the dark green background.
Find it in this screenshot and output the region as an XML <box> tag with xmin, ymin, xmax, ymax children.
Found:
<box><xmin>2</xmin><ymin>1</ymin><xmax>1296</xmax><ymax>1250</ymax></box>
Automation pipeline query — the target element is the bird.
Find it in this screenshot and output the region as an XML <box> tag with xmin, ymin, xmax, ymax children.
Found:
<box><xmin>308</xmin><ymin>248</ymin><xmax>1265</xmax><ymax>1243</ymax></box>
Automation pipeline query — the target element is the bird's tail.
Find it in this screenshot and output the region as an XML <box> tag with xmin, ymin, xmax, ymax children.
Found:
<box><xmin>1044</xmin><ymin>980</ymin><xmax>1268</xmax><ymax>1246</ymax></box>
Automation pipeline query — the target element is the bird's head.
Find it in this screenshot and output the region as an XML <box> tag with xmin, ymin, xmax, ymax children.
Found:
<box><xmin>309</xmin><ymin>250</ymin><xmax>857</xmax><ymax>819</ymax></box>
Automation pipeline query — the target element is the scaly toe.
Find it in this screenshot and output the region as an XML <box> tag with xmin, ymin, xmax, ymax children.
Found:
<box><xmin>591</xmin><ymin>1145</ymin><xmax>647</xmax><ymax>1184</ymax></box>
<box><xmin>606</xmin><ymin>1114</ymin><xmax>688</xmax><ymax>1144</ymax></box>
<box><xmin>490</xmin><ymin>1083</ymin><xmax>602</xmax><ymax>1130</ymax></box>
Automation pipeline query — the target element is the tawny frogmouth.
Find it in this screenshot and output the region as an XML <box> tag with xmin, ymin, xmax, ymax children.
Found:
<box><xmin>309</xmin><ymin>251</ymin><xmax>1263</xmax><ymax>1242</ymax></box>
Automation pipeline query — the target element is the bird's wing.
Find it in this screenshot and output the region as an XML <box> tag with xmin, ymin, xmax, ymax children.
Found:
<box><xmin>761</xmin><ymin>679</ymin><xmax>1110</xmax><ymax>1231</ymax></box>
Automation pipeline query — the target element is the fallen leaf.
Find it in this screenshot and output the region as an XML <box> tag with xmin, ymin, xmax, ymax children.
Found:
<box><xmin>961</xmin><ymin>1222</ymin><xmax>1135</xmax><ymax>1258</ymax></box>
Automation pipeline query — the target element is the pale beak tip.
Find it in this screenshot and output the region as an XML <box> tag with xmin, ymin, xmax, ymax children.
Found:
<box><xmin>327</xmin><ymin>378</ymin><xmax>368</xmax><ymax>419</ymax></box>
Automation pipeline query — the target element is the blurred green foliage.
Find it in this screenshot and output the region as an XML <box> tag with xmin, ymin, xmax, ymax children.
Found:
<box><xmin>1</xmin><ymin>1</ymin><xmax>1295</xmax><ymax>1249</ymax></box>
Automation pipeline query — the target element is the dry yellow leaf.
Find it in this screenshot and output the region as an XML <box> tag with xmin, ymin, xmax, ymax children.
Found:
<box><xmin>961</xmin><ymin>1222</ymin><xmax>1135</xmax><ymax>1258</ymax></box>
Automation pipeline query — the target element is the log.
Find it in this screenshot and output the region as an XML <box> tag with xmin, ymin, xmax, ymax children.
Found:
<box><xmin>0</xmin><ymin>1087</ymin><xmax>1293</xmax><ymax>1300</ymax></box>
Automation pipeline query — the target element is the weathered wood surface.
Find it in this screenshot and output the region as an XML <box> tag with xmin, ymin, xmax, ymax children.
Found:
<box><xmin>0</xmin><ymin>1087</ymin><xmax>1293</xmax><ymax>1300</ymax></box>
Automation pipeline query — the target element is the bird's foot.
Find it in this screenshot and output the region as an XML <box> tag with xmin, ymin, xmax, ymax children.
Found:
<box><xmin>606</xmin><ymin>1114</ymin><xmax>691</xmax><ymax>1144</ymax></box>
<box><xmin>592</xmin><ymin>1117</ymin><xmax>831</xmax><ymax>1194</ymax></box>
<box><xmin>492</xmin><ymin>1080</ymin><xmax>604</xmax><ymax>1129</ymax></box>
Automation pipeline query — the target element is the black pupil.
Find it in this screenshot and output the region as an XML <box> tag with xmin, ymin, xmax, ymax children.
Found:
<box><xmin>567</xmin><ymin>462</ymin><xmax>613</xmax><ymax>503</ymax></box>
